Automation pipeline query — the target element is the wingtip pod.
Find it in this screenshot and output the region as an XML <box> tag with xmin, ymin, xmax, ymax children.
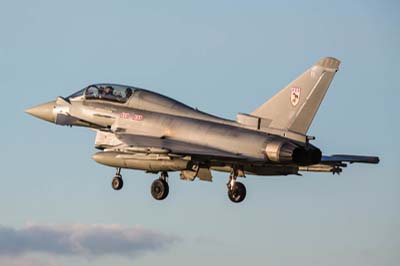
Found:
<box><xmin>316</xmin><ymin>57</ymin><xmax>341</xmax><ymax>71</ymax></box>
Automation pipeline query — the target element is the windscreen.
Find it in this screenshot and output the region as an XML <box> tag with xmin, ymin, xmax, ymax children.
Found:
<box><xmin>66</xmin><ymin>88</ymin><xmax>85</xmax><ymax>99</ymax></box>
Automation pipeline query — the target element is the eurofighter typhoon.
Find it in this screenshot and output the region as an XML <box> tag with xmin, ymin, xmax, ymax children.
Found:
<box><xmin>26</xmin><ymin>57</ymin><xmax>379</xmax><ymax>203</ymax></box>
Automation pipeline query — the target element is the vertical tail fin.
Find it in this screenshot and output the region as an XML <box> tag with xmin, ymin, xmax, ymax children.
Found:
<box><xmin>251</xmin><ymin>57</ymin><xmax>340</xmax><ymax>134</ymax></box>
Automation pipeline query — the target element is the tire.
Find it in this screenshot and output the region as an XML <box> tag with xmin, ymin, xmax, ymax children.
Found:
<box><xmin>112</xmin><ymin>176</ymin><xmax>123</xmax><ymax>190</ymax></box>
<box><xmin>228</xmin><ymin>181</ymin><xmax>246</xmax><ymax>203</ymax></box>
<box><xmin>151</xmin><ymin>179</ymin><xmax>169</xmax><ymax>200</ymax></box>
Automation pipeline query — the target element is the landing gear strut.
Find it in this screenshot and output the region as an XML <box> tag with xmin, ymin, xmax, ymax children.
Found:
<box><xmin>227</xmin><ymin>170</ymin><xmax>246</xmax><ymax>203</ymax></box>
<box><xmin>111</xmin><ymin>168</ymin><xmax>123</xmax><ymax>190</ymax></box>
<box><xmin>151</xmin><ymin>171</ymin><xmax>169</xmax><ymax>200</ymax></box>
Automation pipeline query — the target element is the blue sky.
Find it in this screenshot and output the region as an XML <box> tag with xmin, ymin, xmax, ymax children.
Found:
<box><xmin>0</xmin><ymin>1</ymin><xmax>399</xmax><ymax>265</ymax></box>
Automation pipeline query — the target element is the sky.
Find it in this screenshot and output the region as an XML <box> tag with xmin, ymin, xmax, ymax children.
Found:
<box><xmin>0</xmin><ymin>0</ymin><xmax>399</xmax><ymax>265</ymax></box>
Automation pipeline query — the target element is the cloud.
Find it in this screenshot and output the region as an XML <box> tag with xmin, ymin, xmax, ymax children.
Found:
<box><xmin>0</xmin><ymin>255</ymin><xmax>60</xmax><ymax>266</ymax></box>
<box><xmin>0</xmin><ymin>223</ymin><xmax>179</xmax><ymax>258</ymax></box>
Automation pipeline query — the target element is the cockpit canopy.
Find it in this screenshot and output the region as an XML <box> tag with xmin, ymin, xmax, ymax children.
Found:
<box><xmin>67</xmin><ymin>84</ymin><xmax>135</xmax><ymax>103</ymax></box>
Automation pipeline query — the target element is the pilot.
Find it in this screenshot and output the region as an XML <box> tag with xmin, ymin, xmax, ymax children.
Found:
<box><xmin>97</xmin><ymin>86</ymin><xmax>105</xmax><ymax>98</ymax></box>
<box><xmin>125</xmin><ymin>88</ymin><xmax>133</xmax><ymax>99</ymax></box>
<box><xmin>103</xmin><ymin>86</ymin><xmax>114</xmax><ymax>100</ymax></box>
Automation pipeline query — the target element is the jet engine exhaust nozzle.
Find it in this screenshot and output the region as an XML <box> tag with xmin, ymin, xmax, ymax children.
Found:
<box><xmin>265</xmin><ymin>141</ymin><xmax>321</xmax><ymax>165</ymax></box>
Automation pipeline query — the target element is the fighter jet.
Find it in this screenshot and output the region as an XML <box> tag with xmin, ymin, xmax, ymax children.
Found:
<box><xmin>25</xmin><ymin>57</ymin><xmax>379</xmax><ymax>203</ymax></box>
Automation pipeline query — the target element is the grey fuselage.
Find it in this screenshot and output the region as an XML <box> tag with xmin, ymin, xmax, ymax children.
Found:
<box><xmin>28</xmin><ymin>84</ymin><xmax>321</xmax><ymax>176</ymax></box>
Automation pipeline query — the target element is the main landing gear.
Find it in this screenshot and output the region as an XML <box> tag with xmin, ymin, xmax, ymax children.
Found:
<box><xmin>111</xmin><ymin>168</ymin><xmax>123</xmax><ymax>190</ymax></box>
<box><xmin>227</xmin><ymin>171</ymin><xmax>246</xmax><ymax>203</ymax></box>
<box><xmin>110</xmin><ymin>169</ymin><xmax>245</xmax><ymax>203</ymax></box>
<box><xmin>151</xmin><ymin>172</ymin><xmax>169</xmax><ymax>200</ymax></box>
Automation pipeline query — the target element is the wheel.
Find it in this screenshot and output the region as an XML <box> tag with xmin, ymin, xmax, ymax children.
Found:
<box><xmin>151</xmin><ymin>179</ymin><xmax>169</xmax><ymax>200</ymax></box>
<box><xmin>112</xmin><ymin>176</ymin><xmax>123</xmax><ymax>190</ymax></box>
<box><xmin>228</xmin><ymin>181</ymin><xmax>246</xmax><ymax>203</ymax></box>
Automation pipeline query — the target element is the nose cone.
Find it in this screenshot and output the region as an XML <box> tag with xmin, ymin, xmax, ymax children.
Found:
<box><xmin>25</xmin><ymin>101</ymin><xmax>56</xmax><ymax>123</ymax></box>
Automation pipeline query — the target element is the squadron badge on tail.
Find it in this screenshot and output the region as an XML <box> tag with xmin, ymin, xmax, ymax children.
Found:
<box><xmin>290</xmin><ymin>87</ymin><xmax>301</xmax><ymax>106</ymax></box>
